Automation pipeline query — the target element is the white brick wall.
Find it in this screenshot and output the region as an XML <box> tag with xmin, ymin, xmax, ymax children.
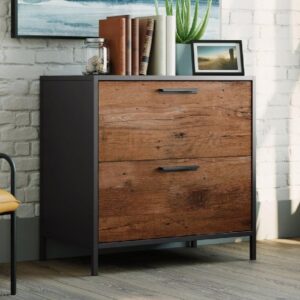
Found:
<box><xmin>0</xmin><ymin>0</ymin><xmax>83</xmax><ymax>219</ymax></box>
<box><xmin>223</xmin><ymin>0</ymin><xmax>300</xmax><ymax>239</ymax></box>
<box><xmin>0</xmin><ymin>0</ymin><xmax>300</xmax><ymax>239</ymax></box>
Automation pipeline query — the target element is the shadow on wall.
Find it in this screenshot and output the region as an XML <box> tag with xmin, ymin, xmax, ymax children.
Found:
<box><xmin>276</xmin><ymin>39</ymin><xmax>300</xmax><ymax>238</ymax></box>
<box><xmin>278</xmin><ymin>201</ymin><xmax>300</xmax><ymax>237</ymax></box>
<box><xmin>255</xmin><ymin>0</ymin><xmax>300</xmax><ymax>239</ymax></box>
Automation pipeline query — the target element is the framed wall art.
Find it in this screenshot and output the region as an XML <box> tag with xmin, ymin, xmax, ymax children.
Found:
<box><xmin>191</xmin><ymin>40</ymin><xmax>245</xmax><ymax>76</ymax></box>
<box><xmin>11</xmin><ymin>0</ymin><xmax>221</xmax><ymax>38</ymax></box>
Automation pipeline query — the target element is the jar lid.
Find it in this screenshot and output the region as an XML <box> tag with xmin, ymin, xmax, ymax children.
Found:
<box><xmin>85</xmin><ymin>38</ymin><xmax>105</xmax><ymax>43</ymax></box>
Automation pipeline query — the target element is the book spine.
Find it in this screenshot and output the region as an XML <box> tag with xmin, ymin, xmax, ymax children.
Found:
<box><xmin>132</xmin><ymin>18</ymin><xmax>139</xmax><ymax>76</ymax></box>
<box><xmin>99</xmin><ymin>19</ymin><xmax>126</xmax><ymax>76</ymax></box>
<box><xmin>139</xmin><ymin>19</ymin><xmax>154</xmax><ymax>75</ymax></box>
<box><xmin>166</xmin><ymin>16</ymin><xmax>176</xmax><ymax>76</ymax></box>
<box><xmin>126</xmin><ymin>17</ymin><xmax>132</xmax><ymax>75</ymax></box>
<box><xmin>149</xmin><ymin>15</ymin><xmax>166</xmax><ymax>76</ymax></box>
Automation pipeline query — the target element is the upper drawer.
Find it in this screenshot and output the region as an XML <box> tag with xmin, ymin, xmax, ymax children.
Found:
<box><xmin>99</xmin><ymin>81</ymin><xmax>252</xmax><ymax>162</ymax></box>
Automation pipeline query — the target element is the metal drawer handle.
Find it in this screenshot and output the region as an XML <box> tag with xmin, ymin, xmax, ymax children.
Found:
<box><xmin>158</xmin><ymin>88</ymin><xmax>198</xmax><ymax>94</ymax></box>
<box><xmin>158</xmin><ymin>165</ymin><xmax>199</xmax><ymax>172</ymax></box>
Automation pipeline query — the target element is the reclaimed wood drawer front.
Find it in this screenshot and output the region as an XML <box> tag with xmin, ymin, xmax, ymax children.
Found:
<box><xmin>99</xmin><ymin>81</ymin><xmax>252</xmax><ymax>162</ymax></box>
<box><xmin>99</xmin><ymin>157</ymin><xmax>251</xmax><ymax>242</ymax></box>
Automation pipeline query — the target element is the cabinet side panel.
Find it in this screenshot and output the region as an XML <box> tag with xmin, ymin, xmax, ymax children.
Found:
<box><xmin>40</xmin><ymin>78</ymin><xmax>97</xmax><ymax>248</ymax></box>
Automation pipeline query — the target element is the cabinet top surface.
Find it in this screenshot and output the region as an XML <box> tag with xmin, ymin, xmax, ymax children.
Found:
<box><xmin>40</xmin><ymin>75</ymin><xmax>254</xmax><ymax>82</ymax></box>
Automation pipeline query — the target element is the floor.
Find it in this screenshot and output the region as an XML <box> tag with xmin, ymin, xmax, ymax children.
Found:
<box><xmin>0</xmin><ymin>240</ymin><xmax>300</xmax><ymax>300</ymax></box>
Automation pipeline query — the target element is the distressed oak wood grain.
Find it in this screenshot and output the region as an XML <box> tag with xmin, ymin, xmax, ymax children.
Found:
<box><xmin>99</xmin><ymin>156</ymin><xmax>251</xmax><ymax>242</ymax></box>
<box><xmin>99</xmin><ymin>81</ymin><xmax>252</xmax><ymax>162</ymax></box>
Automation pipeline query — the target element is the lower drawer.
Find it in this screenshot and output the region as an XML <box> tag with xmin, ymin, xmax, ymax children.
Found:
<box><xmin>99</xmin><ymin>157</ymin><xmax>251</xmax><ymax>242</ymax></box>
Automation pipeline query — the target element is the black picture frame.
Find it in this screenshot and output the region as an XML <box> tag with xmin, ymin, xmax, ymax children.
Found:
<box><xmin>191</xmin><ymin>40</ymin><xmax>245</xmax><ymax>76</ymax></box>
<box><xmin>11</xmin><ymin>0</ymin><xmax>17</xmax><ymax>38</ymax></box>
<box><xmin>12</xmin><ymin>1</ymin><xmax>222</xmax><ymax>40</ymax></box>
<box><xmin>11</xmin><ymin>0</ymin><xmax>90</xmax><ymax>39</ymax></box>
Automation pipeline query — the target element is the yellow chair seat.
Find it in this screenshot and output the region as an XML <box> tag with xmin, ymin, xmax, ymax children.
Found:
<box><xmin>0</xmin><ymin>189</ymin><xmax>20</xmax><ymax>214</ymax></box>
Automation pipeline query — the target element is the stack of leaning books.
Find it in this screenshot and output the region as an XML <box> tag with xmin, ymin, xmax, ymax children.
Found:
<box><xmin>99</xmin><ymin>15</ymin><xmax>176</xmax><ymax>76</ymax></box>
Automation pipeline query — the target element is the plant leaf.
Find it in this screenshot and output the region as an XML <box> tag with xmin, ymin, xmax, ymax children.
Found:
<box><xmin>185</xmin><ymin>0</ymin><xmax>199</xmax><ymax>39</ymax></box>
<box><xmin>182</xmin><ymin>0</ymin><xmax>189</xmax><ymax>41</ymax></box>
<box><xmin>154</xmin><ymin>0</ymin><xmax>159</xmax><ymax>15</ymax></box>
<box><xmin>176</xmin><ymin>32</ymin><xmax>183</xmax><ymax>43</ymax></box>
<box><xmin>165</xmin><ymin>0</ymin><xmax>171</xmax><ymax>15</ymax></box>
<box><xmin>170</xmin><ymin>0</ymin><xmax>174</xmax><ymax>15</ymax></box>
<box><xmin>176</xmin><ymin>0</ymin><xmax>185</xmax><ymax>41</ymax></box>
<box><xmin>168</xmin><ymin>0</ymin><xmax>174</xmax><ymax>15</ymax></box>
<box><xmin>186</xmin><ymin>0</ymin><xmax>191</xmax><ymax>35</ymax></box>
<box><xmin>193</xmin><ymin>0</ymin><xmax>212</xmax><ymax>40</ymax></box>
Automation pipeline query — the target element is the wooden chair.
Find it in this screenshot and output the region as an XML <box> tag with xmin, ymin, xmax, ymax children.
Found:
<box><xmin>0</xmin><ymin>153</ymin><xmax>19</xmax><ymax>295</ymax></box>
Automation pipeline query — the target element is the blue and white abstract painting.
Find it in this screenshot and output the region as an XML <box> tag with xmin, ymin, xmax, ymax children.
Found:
<box><xmin>15</xmin><ymin>0</ymin><xmax>220</xmax><ymax>38</ymax></box>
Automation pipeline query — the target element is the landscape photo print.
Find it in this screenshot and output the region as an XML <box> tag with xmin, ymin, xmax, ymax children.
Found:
<box><xmin>192</xmin><ymin>40</ymin><xmax>245</xmax><ymax>75</ymax></box>
<box><xmin>12</xmin><ymin>0</ymin><xmax>220</xmax><ymax>38</ymax></box>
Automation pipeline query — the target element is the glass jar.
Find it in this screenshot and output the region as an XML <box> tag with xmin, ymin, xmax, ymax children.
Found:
<box><xmin>83</xmin><ymin>38</ymin><xmax>110</xmax><ymax>75</ymax></box>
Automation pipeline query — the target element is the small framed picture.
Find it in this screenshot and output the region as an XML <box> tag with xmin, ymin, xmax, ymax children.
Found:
<box><xmin>191</xmin><ymin>40</ymin><xmax>245</xmax><ymax>76</ymax></box>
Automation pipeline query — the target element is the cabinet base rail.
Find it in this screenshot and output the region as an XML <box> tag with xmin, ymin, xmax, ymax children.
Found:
<box><xmin>40</xmin><ymin>231</ymin><xmax>256</xmax><ymax>276</ymax></box>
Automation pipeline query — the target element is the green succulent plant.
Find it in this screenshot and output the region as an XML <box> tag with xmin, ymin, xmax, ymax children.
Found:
<box><xmin>155</xmin><ymin>0</ymin><xmax>212</xmax><ymax>43</ymax></box>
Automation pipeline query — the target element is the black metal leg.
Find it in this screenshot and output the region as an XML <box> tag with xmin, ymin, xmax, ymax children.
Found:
<box><xmin>185</xmin><ymin>241</ymin><xmax>191</xmax><ymax>248</ymax></box>
<box><xmin>191</xmin><ymin>240</ymin><xmax>197</xmax><ymax>248</ymax></box>
<box><xmin>39</xmin><ymin>235</ymin><xmax>47</xmax><ymax>261</ymax></box>
<box><xmin>10</xmin><ymin>212</ymin><xmax>16</xmax><ymax>295</ymax></box>
<box><xmin>91</xmin><ymin>246</ymin><xmax>98</xmax><ymax>276</ymax></box>
<box><xmin>250</xmin><ymin>235</ymin><xmax>256</xmax><ymax>260</ymax></box>
<box><xmin>186</xmin><ymin>240</ymin><xmax>197</xmax><ymax>248</ymax></box>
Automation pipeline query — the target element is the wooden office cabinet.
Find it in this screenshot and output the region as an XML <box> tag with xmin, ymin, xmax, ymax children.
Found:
<box><xmin>40</xmin><ymin>76</ymin><xmax>256</xmax><ymax>275</ymax></box>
